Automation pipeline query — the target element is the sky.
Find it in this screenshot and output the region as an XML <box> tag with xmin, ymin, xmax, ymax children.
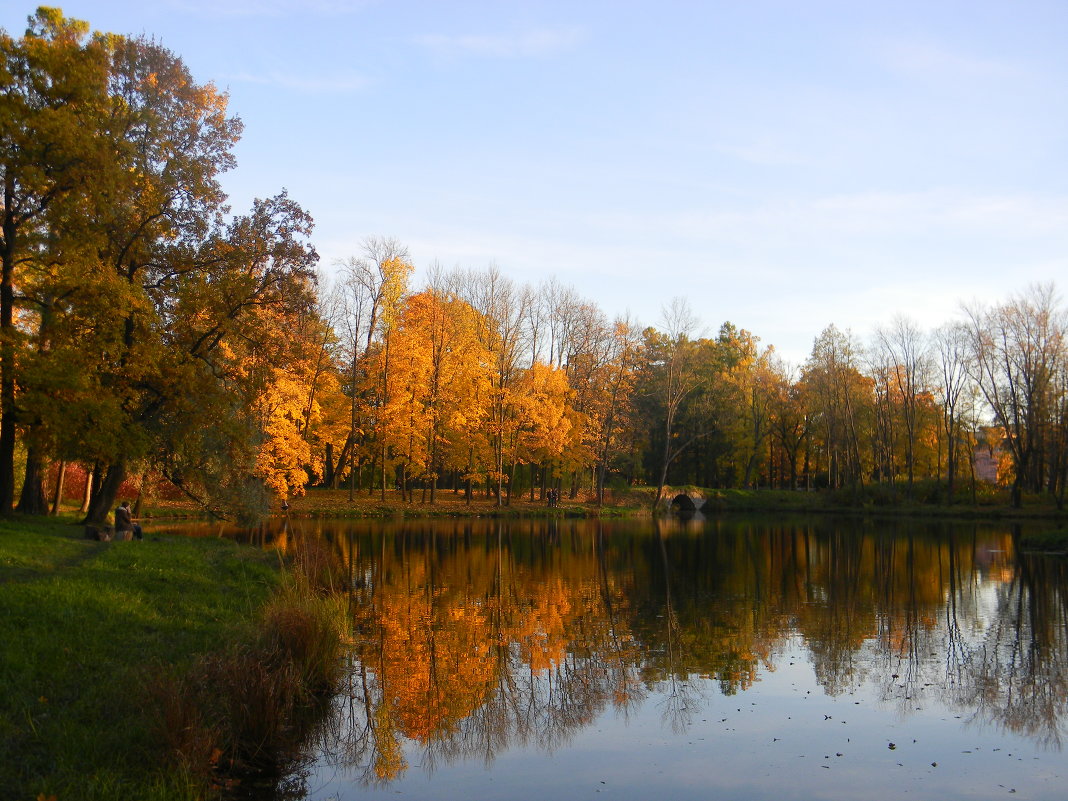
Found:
<box><xmin>3</xmin><ymin>1</ymin><xmax>1066</xmax><ymax>364</ymax></box>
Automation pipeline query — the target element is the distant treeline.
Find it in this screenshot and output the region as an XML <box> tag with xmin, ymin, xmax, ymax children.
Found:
<box><xmin>2</xmin><ymin>10</ymin><xmax>1065</xmax><ymax>523</ymax></box>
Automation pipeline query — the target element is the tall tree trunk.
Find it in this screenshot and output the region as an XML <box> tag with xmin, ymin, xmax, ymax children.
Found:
<box><xmin>380</xmin><ymin>446</ymin><xmax>387</xmax><ymax>502</ymax></box>
<box><xmin>324</xmin><ymin>442</ymin><xmax>335</xmax><ymax>488</ymax></box>
<box><xmin>0</xmin><ymin>179</ymin><xmax>16</xmax><ymax>514</ymax></box>
<box><xmin>132</xmin><ymin>469</ymin><xmax>148</xmax><ymax>517</ymax></box>
<box><xmin>50</xmin><ymin>461</ymin><xmax>67</xmax><ymax>516</ymax></box>
<box><xmin>16</xmin><ymin>445</ymin><xmax>48</xmax><ymax>514</ymax></box>
<box><xmin>79</xmin><ymin>463</ymin><xmax>96</xmax><ymax>514</ymax></box>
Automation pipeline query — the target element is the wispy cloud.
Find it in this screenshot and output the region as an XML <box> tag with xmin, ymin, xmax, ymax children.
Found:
<box><xmin>713</xmin><ymin>136</ymin><xmax>816</xmax><ymax>168</ymax></box>
<box><xmin>600</xmin><ymin>189</ymin><xmax>1068</xmax><ymax>243</ymax></box>
<box><xmin>226</xmin><ymin>69</ymin><xmax>370</xmax><ymax>93</ymax></box>
<box><xmin>875</xmin><ymin>38</ymin><xmax>1024</xmax><ymax>81</ymax></box>
<box><xmin>413</xmin><ymin>27</ymin><xmax>583</xmax><ymax>59</ymax></box>
<box><xmin>165</xmin><ymin>0</ymin><xmax>374</xmax><ymax>17</ymax></box>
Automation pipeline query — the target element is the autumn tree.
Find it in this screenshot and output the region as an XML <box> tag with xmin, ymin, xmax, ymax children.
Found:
<box><xmin>77</xmin><ymin>33</ymin><xmax>245</xmax><ymax>522</ymax></box>
<box><xmin>295</xmin><ymin>277</ymin><xmax>349</xmax><ymax>489</ymax></box>
<box><xmin>553</xmin><ymin>299</ymin><xmax>608</xmax><ymax>498</ymax></box>
<box><xmin>711</xmin><ymin>323</ymin><xmax>772</xmax><ymax>488</ymax></box>
<box><xmin>768</xmin><ymin>359</ymin><xmax>809</xmax><ymax>489</ymax></box>
<box><xmin>415</xmin><ymin>269</ymin><xmax>492</xmax><ymax>502</ymax></box>
<box><xmin>117</xmin><ymin>192</ymin><xmax>319</xmax><ymax>521</ymax></box>
<box><xmin>639</xmin><ymin>298</ymin><xmax>710</xmax><ymax>508</ymax></box>
<box><xmin>0</xmin><ymin>9</ymin><xmax>112</xmax><ymax>511</ymax></box>
<box><xmin>802</xmin><ymin>325</ymin><xmax>872</xmax><ymax>490</ymax></box>
<box><xmin>457</xmin><ymin>265</ymin><xmax>528</xmax><ymax>505</ymax></box>
<box><xmin>505</xmin><ymin>361</ymin><xmax>571</xmax><ymax>502</ymax></box>
<box><xmin>591</xmin><ymin>316</ymin><xmax>641</xmax><ymax>504</ymax></box>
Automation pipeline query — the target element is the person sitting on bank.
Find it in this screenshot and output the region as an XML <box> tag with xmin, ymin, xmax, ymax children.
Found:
<box><xmin>115</xmin><ymin>501</ymin><xmax>143</xmax><ymax>541</ymax></box>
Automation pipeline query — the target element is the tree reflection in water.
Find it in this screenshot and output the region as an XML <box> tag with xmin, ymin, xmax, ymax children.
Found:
<box><xmin>248</xmin><ymin>515</ymin><xmax>1068</xmax><ymax>786</ymax></box>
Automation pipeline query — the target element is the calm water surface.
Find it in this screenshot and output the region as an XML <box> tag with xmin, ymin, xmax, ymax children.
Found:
<box><xmin>171</xmin><ymin>515</ymin><xmax>1068</xmax><ymax>800</ymax></box>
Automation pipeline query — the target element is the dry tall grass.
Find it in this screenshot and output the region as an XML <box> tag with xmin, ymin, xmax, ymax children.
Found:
<box><xmin>151</xmin><ymin>540</ymin><xmax>346</xmax><ymax>796</ymax></box>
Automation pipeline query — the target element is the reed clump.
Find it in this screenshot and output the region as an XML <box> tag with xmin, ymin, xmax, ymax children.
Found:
<box><xmin>153</xmin><ymin>541</ymin><xmax>347</xmax><ymax>795</ymax></box>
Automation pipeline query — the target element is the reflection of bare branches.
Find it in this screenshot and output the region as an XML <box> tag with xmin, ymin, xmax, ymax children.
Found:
<box><xmin>658</xmin><ymin>675</ymin><xmax>703</xmax><ymax>734</ymax></box>
<box><xmin>943</xmin><ymin>533</ymin><xmax>969</xmax><ymax>689</ymax></box>
<box><xmin>946</xmin><ymin>553</ymin><xmax>1068</xmax><ymax>749</ymax></box>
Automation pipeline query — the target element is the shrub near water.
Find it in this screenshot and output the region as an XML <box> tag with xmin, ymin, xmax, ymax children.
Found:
<box><xmin>153</xmin><ymin>540</ymin><xmax>346</xmax><ymax>794</ymax></box>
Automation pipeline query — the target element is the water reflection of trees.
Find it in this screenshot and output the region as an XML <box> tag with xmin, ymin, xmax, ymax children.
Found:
<box><xmin>950</xmin><ymin>549</ymin><xmax>1068</xmax><ymax>747</ymax></box>
<box><xmin>277</xmin><ymin>516</ymin><xmax>1068</xmax><ymax>783</ymax></box>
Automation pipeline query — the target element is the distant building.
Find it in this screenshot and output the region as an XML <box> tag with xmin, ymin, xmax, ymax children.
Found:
<box><xmin>972</xmin><ymin>426</ymin><xmax>1006</xmax><ymax>484</ymax></box>
<box><xmin>973</xmin><ymin>445</ymin><xmax>999</xmax><ymax>484</ymax></box>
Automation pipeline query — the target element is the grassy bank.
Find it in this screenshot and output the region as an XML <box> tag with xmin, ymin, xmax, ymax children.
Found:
<box><xmin>278</xmin><ymin>486</ymin><xmax>653</xmax><ymax>518</ymax></box>
<box><xmin>692</xmin><ymin>484</ymin><xmax>1068</xmax><ymax>521</ymax></box>
<box><xmin>1019</xmin><ymin>529</ymin><xmax>1068</xmax><ymax>553</ymax></box>
<box><xmin>0</xmin><ymin>516</ymin><xmax>342</xmax><ymax>800</ymax></box>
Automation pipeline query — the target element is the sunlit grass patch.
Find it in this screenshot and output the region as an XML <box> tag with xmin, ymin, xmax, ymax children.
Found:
<box><xmin>0</xmin><ymin>520</ymin><xmax>281</xmax><ymax>800</ymax></box>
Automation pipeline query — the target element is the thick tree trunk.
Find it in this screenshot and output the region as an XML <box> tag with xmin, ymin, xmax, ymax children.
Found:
<box><xmin>84</xmin><ymin>462</ymin><xmax>126</xmax><ymax>526</ymax></box>
<box><xmin>16</xmin><ymin>445</ymin><xmax>48</xmax><ymax>515</ymax></box>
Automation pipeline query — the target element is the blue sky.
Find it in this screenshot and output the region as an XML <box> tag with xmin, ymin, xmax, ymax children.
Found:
<box><xmin>3</xmin><ymin>1</ymin><xmax>1066</xmax><ymax>363</ymax></box>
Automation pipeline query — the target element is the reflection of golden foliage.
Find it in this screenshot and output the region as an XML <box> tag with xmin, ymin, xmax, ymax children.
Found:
<box><xmin>326</xmin><ymin>518</ymin><xmax>1046</xmax><ymax>780</ymax></box>
<box><xmin>372</xmin><ymin>701</ymin><xmax>406</xmax><ymax>779</ymax></box>
<box><xmin>349</xmin><ymin>540</ymin><xmax>640</xmax><ymax>762</ymax></box>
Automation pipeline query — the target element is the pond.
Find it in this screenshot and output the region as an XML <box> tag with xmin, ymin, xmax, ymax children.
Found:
<box><xmin>167</xmin><ymin>514</ymin><xmax>1068</xmax><ymax>800</ymax></box>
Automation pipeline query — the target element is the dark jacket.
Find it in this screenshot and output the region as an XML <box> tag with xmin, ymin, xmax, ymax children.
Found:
<box><xmin>115</xmin><ymin>506</ymin><xmax>133</xmax><ymax>532</ymax></box>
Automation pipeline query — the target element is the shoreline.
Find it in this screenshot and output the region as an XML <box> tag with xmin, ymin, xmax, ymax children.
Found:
<box><xmin>255</xmin><ymin>486</ymin><xmax>1068</xmax><ymax>525</ymax></box>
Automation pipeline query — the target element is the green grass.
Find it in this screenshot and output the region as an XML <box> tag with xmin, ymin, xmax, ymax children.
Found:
<box><xmin>658</xmin><ymin>484</ymin><xmax>1068</xmax><ymax>521</ymax></box>
<box><xmin>0</xmin><ymin>516</ymin><xmax>282</xmax><ymax>800</ymax></box>
<box><xmin>281</xmin><ymin>486</ymin><xmax>652</xmax><ymax>519</ymax></box>
<box><xmin>1019</xmin><ymin>529</ymin><xmax>1068</xmax><ymax>553</ymax></box>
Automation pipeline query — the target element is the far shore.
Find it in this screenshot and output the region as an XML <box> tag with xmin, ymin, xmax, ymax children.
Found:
<box><xmin>166</xmin><ymin>484</ymin><xmax>1068</xmax><ymax>524</ymax></box>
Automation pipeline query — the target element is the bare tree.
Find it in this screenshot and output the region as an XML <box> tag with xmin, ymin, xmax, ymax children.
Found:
<box><xmin>932</xmin><ymin>322</ymin><xmax>973</xmax><ymax>501</ymax></box>
<box><xmin>963</xmin><ymin>283</ymin><xmax>1065</xmax><ymax>507</ymax></box>
<box><xmin>874</xmin><ymin>315</ymin><xmax>931</xmax><ymax>493</ymax></box>
<box><xmin>335</xmin><ymin>236</ymin><xmax>413</xmax><ymax>498</ymax></box>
